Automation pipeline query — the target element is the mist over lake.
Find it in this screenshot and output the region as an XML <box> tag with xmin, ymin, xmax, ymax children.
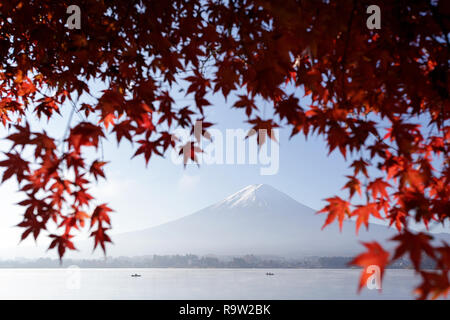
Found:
<box><xmin>0</xmin><ymin>268</ymin><xmax>419</xmax><ymax>300</ymax></box>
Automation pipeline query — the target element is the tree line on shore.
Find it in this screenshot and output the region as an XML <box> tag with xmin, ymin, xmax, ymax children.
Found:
<box><xmin>0</xmin><ymin>254</ymin><xmax>429</xmax><ymax>269</ymax></box>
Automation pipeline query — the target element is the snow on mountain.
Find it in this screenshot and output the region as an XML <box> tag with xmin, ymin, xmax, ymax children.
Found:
<box><xmin>4</xmin><ymin>184</ymin><xmax>449</xmax><ymax>260</ymax></box>
<box><xmin>211</xmin><ymin>184</ymin><xmax>305</xmax><ymax>211</ymax></box>
<box><xmin>99</xmin><ymin>184</ymin><xmax>419</xmax><ymax>258</ymax></box>
<box><xmin>213</xmin><ymin>184</ymin><xmax>276</xmax><ymax>208</ymax></box>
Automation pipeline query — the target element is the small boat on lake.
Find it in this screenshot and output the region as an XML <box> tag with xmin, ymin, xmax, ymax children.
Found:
<box><xmin>266</xmin><ymin>272</ymin><xmax>275</xmax><ymax>276</ymax></box>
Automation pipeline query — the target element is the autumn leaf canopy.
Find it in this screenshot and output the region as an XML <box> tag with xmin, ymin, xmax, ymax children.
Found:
<box><xmin>0</xmin><ymin>0</ymin><xmax>449</xmax><ymax>299</ymax></box>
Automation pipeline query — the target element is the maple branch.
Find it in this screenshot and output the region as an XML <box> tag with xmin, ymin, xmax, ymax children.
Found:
<box><xmin>60</xmin><ymin>96</ymin><xmax>81</xmax><ymax>153</ymax></box>
<box><xmin>339</xmin><ymin>0</ymin><xmax>357</xmax><ymax>105</ymax></box>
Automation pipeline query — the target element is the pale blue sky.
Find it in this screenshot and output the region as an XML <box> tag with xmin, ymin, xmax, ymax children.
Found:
<box><xmin>0</xmin><ymin>78</ymin><xmax>445</xmax><ymax>253</ymax></box>
<box><xmin>89</xmin><ymin>87</ymin><xmax>354</xmax><ymax>233</ymax></box>
<box><xmin>0</xmin><ymin>82</ymin><xmax>353</xmax><ymax>246</ymax></box>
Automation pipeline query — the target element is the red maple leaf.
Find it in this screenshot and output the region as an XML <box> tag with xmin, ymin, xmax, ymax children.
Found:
<box><xmin>350</xmin><ymin>242</ymin><xmax>390</xmax><ymax>292</ymax></box>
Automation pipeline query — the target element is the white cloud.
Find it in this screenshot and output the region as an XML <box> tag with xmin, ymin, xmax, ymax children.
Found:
<box><xmin>91</xmin><ymin>174</ymin><xmax>137</xmax><ymax>199</ymax></box>
<box><xmin>177</xmin><ymin>173</ymin><xmax>200</xmax><ymax>190</ymax></box>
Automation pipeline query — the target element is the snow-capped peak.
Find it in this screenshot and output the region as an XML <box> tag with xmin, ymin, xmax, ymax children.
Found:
<box><xmin>212</xmin><ymin>184</ymin><xmax>278</xmax><ymax>209</ymax></box>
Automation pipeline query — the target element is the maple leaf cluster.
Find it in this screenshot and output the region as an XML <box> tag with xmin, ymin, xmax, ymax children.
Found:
<box><xmin>0</xmin><ymin>0</ymin><xmax>448</xmax><ymax>298</ymax></box>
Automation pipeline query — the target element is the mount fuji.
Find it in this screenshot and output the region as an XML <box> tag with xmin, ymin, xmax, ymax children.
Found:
<box><xmin>105</xmin><ymin>184</ymin><xmax>425</xmax><ymax>257</ymax></box>
<box><xmin>3</xmin><ymin>184</ymin><xmax>449</xmax><ymax>259</ymax></box>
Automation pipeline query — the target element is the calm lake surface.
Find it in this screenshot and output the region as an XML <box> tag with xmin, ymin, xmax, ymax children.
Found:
<box><xmin>0</xmin><ymin>268</ymin><xmax>422</xmax><ymax>299</ymax></box>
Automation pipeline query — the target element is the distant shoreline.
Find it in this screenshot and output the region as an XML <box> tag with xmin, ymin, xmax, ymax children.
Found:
<box><xmin>0</xmin><ymin>254</ymin><xmax>425</xmax><ymax>269</ymax></box>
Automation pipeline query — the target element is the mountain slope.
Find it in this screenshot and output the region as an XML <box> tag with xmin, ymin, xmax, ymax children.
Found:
<box><xmin>106</xmin><ymin>184</ymin><xmax>410</xmax><ymax>257</ymax></box>
<box><xmin>3</xmin><ymin>184</ymin><xmax>448</xmax><ymax>260</ymax></box>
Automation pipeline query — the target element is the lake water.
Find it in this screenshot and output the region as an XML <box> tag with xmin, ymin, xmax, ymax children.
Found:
<box><xmin>0</xmin><ymin>268</ymin><xmax>421</xmax><ymax>299</ymax></box>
